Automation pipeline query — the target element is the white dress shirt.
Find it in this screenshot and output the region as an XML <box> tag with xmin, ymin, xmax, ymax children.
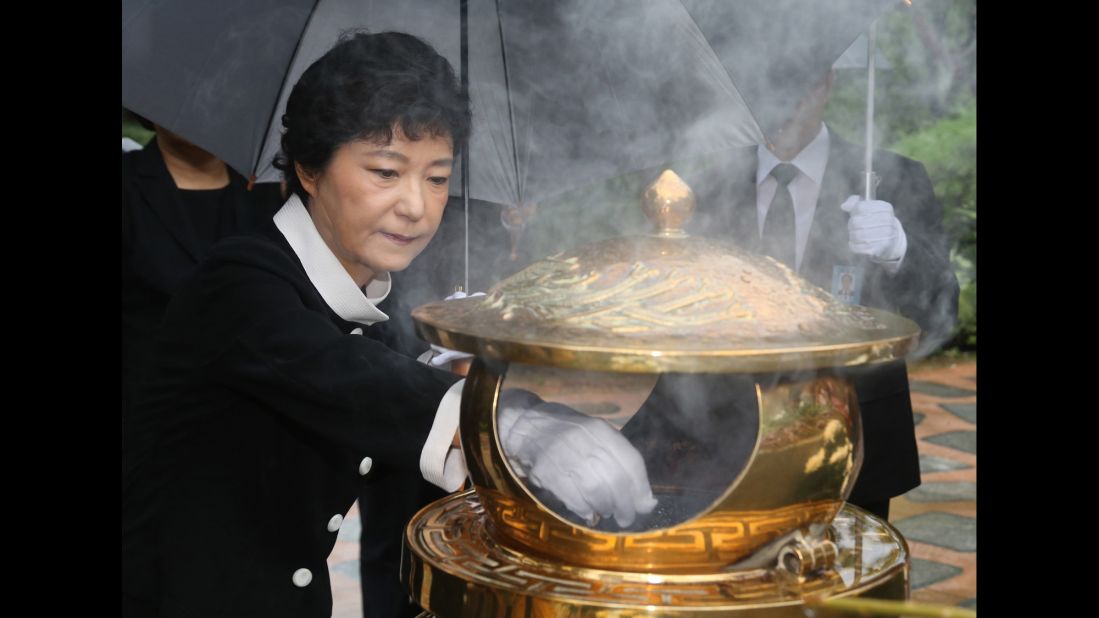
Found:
<box><xmin>755</xmin><ymin>124</ymin><xmax>830</xmax><ymax>274</ymax></box>
<box><xmin>756</xmin><ymin>125</ymin><xmax>904</xmax><ymax>275</ymax></box>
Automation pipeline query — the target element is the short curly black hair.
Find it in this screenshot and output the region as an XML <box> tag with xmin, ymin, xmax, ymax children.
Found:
<box><xmin>274</xmin><ymin>31</ymin><xmax>472</xmax><ymax>201</ymax></box>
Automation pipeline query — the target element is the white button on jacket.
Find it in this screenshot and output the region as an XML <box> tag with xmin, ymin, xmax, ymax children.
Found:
<box><xmin>292</xmin><ymin>568</ymin><xmax>312</xmax><ymax>587</ymax></box>
<box><xmin>327</xmin><ymin>514</ymin><xmax>344</xmax><ymax>532</ymax></box>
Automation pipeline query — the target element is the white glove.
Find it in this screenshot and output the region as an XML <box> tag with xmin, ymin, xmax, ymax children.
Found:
<box><xmin>496</xmin><ymin>388</ymin><xmax>658</xmax><ymax>527</ymax></box>
<box><xmin>420</xmin><ymin>291</ymin><xmax>486</xmax><ymax>368</ymax></box>
<box><xmin>444</xmin><ymin>290</ymin><xmax>486</xmax><ymax>302</ymax></box>
<box><xmin>840</xmin><ymin>196</ymin><xmax>908</xmax><ymax>271</ymax></box>
<box><xmin>421</xmin><ymin>345</ymin><xmax>467</xmax><ymax>368</ymax></box>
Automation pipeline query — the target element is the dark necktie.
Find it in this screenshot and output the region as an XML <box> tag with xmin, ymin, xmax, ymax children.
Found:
<box><xmin>761</xmin><ymin>162</ymin><xmax>799</xmax><ymax>269</ymax></box>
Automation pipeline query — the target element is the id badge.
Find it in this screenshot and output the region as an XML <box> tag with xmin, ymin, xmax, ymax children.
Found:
<box><xmin>831</xmin><ymin>265</ymin><xmax>864</xmax><ymax>305</ymax></box>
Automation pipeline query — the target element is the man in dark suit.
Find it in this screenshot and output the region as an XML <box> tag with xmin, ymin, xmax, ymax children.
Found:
<box><xmin>681</xmin><ymin>70</ymin><xmax>959</xmax><ymax>519</ymax></box>
<box><xmin>122</xmin><ymin>121</ymin><xmax>284</xmax><ymax>425</ymax></box>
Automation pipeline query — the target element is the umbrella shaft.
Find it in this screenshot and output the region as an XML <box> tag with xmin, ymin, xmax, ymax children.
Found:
<box><xmin>862</xmin><ymin>172</ymin><xmax>877</xmax><ymax>201</ymax></box>
<box><xmin>863</xmin><ymin>22</ymin><xmax>877</xmax><ymax>200</ymax></box>
<box><xmin>461</xmin><ymin>0</ymin><xmax>470</xmax><ymax>292</ymax></box>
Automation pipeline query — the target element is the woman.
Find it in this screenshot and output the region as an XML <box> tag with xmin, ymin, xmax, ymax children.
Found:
<box><xmin>122</xmin><ymin>117</ymin><xmax>284</xmax><ymax>424</ymax></box>
<box><xmin>122</xmin><ymin>31</ymin><xmax>654</xmax><ymax>618</ymax></box>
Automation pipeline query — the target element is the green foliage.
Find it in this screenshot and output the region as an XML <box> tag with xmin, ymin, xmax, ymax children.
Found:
<box><xmin>827</xmin><ymin>1</ymin><xmax>976</xmax><ymax>352</ymax></box>
<box><xmin>892</xmin><ymin>102</ymin><xmax>976</xmax><ymax>222</ymax></box>
<box><xmin>889</xmin><ymin>93</ymin><xmax>976</xmax><ymax>348</ymax></box>
<box><xmin>122</xmin><ymin>117</ymin><xmax>155</xmax><ymax>145</ymax></box>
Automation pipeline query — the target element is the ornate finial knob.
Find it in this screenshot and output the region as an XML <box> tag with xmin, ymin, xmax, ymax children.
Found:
<box><xmin>642</xmin><ymin>169</ymin><xmax>696</xmax><ymax>237</ymax></box>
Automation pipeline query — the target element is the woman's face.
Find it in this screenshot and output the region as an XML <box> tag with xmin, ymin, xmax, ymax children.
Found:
<box><xmin>299</xmin><ymin>130</ymin><xmax>454</xmax><ymax>287</ymax></box>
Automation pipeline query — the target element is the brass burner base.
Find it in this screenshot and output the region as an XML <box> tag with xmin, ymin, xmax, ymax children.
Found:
<box><xmin>403</xmin><ymin>491</ymin><xmax>908</xmax><ymax>617</ymax></box>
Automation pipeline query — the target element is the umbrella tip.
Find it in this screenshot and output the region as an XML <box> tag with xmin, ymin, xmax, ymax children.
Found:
<box><xmin>642</xmin><ymin>169</ymin><xmax>695</xmax><ymax>238</ymax></box>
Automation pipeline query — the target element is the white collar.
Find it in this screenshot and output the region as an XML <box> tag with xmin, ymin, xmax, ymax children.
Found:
<box><xmin>756</xmin><ymin>123</ymin><xmax>830</xmax><ymax>186</ymax></box>
<box><xmin>273</xmin><ymin>194</ymin><xmax>390</xmax><ymax>326</ymax></box>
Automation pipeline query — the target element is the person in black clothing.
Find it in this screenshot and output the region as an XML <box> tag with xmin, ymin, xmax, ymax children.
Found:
<box><xmin>122</xmin><ymin>119</ymin><xmax>283</xmax><ymax>424</ymax></box>
<box><xmin>122</xmin><ymin>31</ymin><xmax>655</xmax><ymax>618</ymax></box>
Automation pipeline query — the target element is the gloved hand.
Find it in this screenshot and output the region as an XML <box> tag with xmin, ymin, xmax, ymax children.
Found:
<box><xmin>840</xmin><ymin>195</ymin><xmax>908</xmax><ymax>267</ymax></box>
<box><xmin>424</xmin><ymin>344</ymin><xmax>473</xmax><ymax>368</ymax></box>
<box><xmin>421</xmin><ymin>291</ymin><xmax>486</xmax><ymax>368</ymax></box>
<box><xmin>497</xmin><ymin>388</ymin><xmax>658</xmax><ymax>527</ymax></box>
<box><xmin>444</xmin><ymin>290</ymin><xmax>486</xmax><ymax>302</ymax></box>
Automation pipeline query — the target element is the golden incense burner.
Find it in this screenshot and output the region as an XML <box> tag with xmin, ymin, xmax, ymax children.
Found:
<box><xmin>403</xmin><ymin>170</ymin><xmax>920</xmax><ymax>616</ymax></box>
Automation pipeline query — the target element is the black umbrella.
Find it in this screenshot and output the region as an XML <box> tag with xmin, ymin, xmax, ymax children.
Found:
<box><xmin>680</xmin><ymin>0</ymin><xmax>895</xmax><ymax>140</ymax></box>
<box><xmin>123</xmin><ymin>0</ymin><xmax>898</xmax><ymax>201</ymax></box>
<box><xmin>123</xmin><ymin>0</ymin><xmax>764</xmax><ymax>201</ymax></box>
<box><xmin>123</xmin><ymin>0</ymin><xmax>894</xmax><ymax>285</ymax></box>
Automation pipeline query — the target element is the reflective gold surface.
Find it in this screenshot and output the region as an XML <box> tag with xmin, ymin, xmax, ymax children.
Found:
<box><xmin>778</xmin><ymin>536</ymin><xmax>839</xmax><ymax>576</ymax></box>
<box><xmin>413</xmin><ymin>170</ymin><xmax>918</xmax><ymax>372</ymax></box>
<box><xmin>642</xmin><ymin>170</ymin><xmax>696</xmax><ymax>237</ymax></box>
<box><xmin>406</xmin><ymin>172</ymin><xmax>920</xmax><ymax>616</ymax></box>
<box><xmin>403</xmin><ymin>495</ymin><xmax>908</xmax><ymax>617</ymax></box>
<box><xmin>459</xmin><ymin>358</ymin><xmax>863</xmax><ymax>571</ymax></box>
<box><xmin>412</xmin><ymin>236</ymin><xmax>918</xmax><ymax>373</ymax></box>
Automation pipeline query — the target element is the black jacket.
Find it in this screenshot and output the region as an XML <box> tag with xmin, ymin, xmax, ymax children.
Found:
<box><xmin>121</xmin><ymin>220</ymin><xmax>460</xmax><ymax>617</ymax></box>
<box><xmin>122</xmin><ymin>139</ymin><xmax>283</xmax><ymax>422</ymax></box>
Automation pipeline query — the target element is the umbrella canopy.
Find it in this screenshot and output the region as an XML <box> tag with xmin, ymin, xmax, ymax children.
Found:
<box><xmin>123</xmin><ymin>0</ymin><xmax>892</xmax><ymax>208</ymax></box>
<box><xmin>124</xmin><ymin>0</ymin><xmax>752</xmax><ymax>207</ymax></box>
<box><xmin>679</xmin><ymin>0</ymin><xmax>894</xmax><ymax>140</ymax></box>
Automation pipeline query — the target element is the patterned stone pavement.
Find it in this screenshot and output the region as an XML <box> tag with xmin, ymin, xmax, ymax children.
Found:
<box><xmin>329</xmin><ymin>360</ymin><xmax>977</xmax><ymax>617</ymax></box>
<box><xmin>892</xmin><ymin>359</ymin><xmax>977</xmax><ymax>610</ymax></box>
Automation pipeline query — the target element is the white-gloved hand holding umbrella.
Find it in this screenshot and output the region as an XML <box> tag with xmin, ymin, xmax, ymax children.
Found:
<box><xmin>840</xmin><ymin>195</ymin><xmax>907</xmax><ymax>274</ymax></box>
<box><xmin>840</xmin><ymin>20</ymin><xmax>906</xmax><ymax>277</ymax></box>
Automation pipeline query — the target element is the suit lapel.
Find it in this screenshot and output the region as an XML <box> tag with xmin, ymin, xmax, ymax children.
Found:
<box><xmin>801</xmin><ymin>132</ymin><xmax>862</xmax><ymax>289</ymax></box>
